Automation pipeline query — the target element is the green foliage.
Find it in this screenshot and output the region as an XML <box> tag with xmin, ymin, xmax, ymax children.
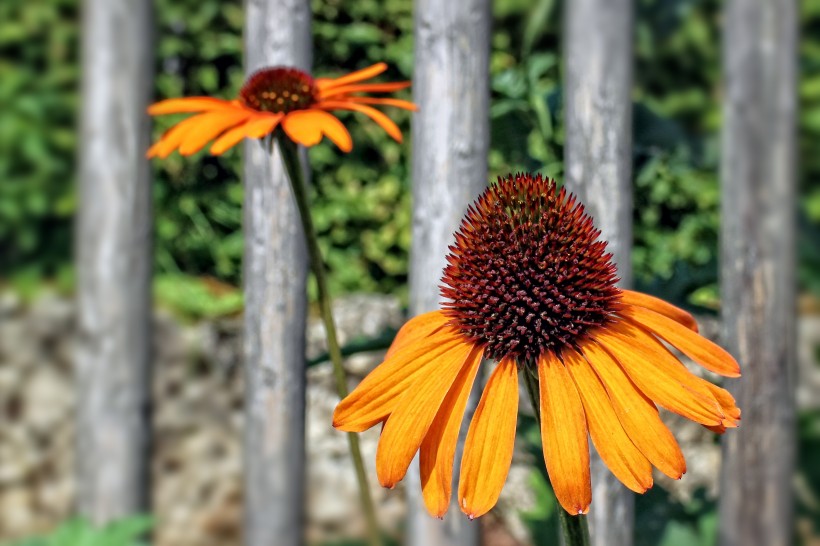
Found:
<box><xmin>798</xmin><ymin>410</ymin><xmax>820</xmax><ymax>540</ymax></box>
<box><xmin>5</xmin><ymin>516</ymin><xmax>153</xmax><ymax>546</ymax></box>
<box><xmin>154</xmin><ymin>273</ymin><xmax>243</xmax><ymax>320</ymax></box>
<box><xmin>3</xmin><ymin>0</ymin><xmax>819</xmax><ymax>309</ymax></box>
<box><xmin>0</xmin><ymin>0</ymin><xmax>77</xmax><ymax>279</ymax></box>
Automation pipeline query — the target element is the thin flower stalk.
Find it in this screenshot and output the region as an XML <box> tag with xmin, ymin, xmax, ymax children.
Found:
<box><xmin>276</xmin><ymin>134</ymin><xmax>381</xmax><ymax>546</ymax></box>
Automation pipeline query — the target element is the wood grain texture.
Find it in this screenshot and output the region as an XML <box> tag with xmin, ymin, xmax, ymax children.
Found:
<box><xmin>242</xmin><ymin>1</ymin><xmax>311</xmax><ymax>545</ymax></box>
<box><xmin>75</xmin><ymin>0</ymin><xmax>154</xmax><ymax>524</ymax></box>
<box><xmin>406</xmin><ymin>1</ymin><xmax>491</xmax><ymax>544</ymax></box>
<box><xmin>718</xmin><ymin>1</ymin><xmax>797</xmax><ymax>545</ymax></box>
<box><xmin>563</xmin><ymin>0</ymin><xmax>634</xmax><ymax>544</ymax></box>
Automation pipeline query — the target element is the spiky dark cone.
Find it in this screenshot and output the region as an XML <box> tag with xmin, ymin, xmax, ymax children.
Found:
<box><xmin>239</xmin><ymin>67</ymin><xmax>317</xmax><ymax>113</ymax></box>
<box><xmin>440</xmin><ymin>173</ymin><xmax>622</xmax><ymax>362</ymax></box>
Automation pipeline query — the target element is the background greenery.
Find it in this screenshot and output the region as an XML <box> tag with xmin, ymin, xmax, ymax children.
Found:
<box><xmin>2</xmin><ymin>0</ymin><xmax>818</xmax><ymax>317</ymax></box>
<box><xmin>6</xmin><ymin>517</ymin><xmax>152</xmax><ymax>546</ymax></box>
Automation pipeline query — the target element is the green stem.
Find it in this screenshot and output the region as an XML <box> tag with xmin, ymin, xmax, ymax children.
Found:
<box><xmin>276</xmin><ymin>135</ymin><xmax>382</xmax><ymax>546</ymax></box>
<box><xmin>522</xmin><ymin>368</ymin><xmax>591</xmax><ymax>546</ymax></box>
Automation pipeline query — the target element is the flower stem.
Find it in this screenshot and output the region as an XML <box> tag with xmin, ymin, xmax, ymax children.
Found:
<box><xmin>276</xmin><ymin>135</ymin><xmax>382</xmax><ymax>546</ymax></box>
<box><xmin>522</xmin><ymin>368</ymin><xmax>591</xmax><ymax>546</ymax></box>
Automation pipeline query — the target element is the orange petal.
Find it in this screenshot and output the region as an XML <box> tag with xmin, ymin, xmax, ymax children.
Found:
<box><xmin>319</xmin><ymin>81</ymin><xmax>412</xmax><ymax>99</ymax></box>
<box><xmin>318</xmin><ymin>101</ymin><xmax>403</xmax><ymax>142</ymax></box>
<box><xmin>332</xmin><ymin>326</ymin><xmax>466</xmax><ymax>432</ymax></box>
<box><xmin>147</xmin><ymin>97</ymin><xmax>233</xmax><ymax>115</ymax></box>
<box><xmin>458</xmin><ymin>359</ymin><xmax>518</xmax><ymax>519</ymax></box>
<box><xmin>620</xmin><ymin>306</ymin><xmax>741</xmax><ymax>377</ymax></box>
<box><xmin>178</xmin><ymin>109</ymin><xmax>252</xmax><ymax>156</ymax></box>
<box><xmin>538</xmin><ymin>352</ymin><xmax>592</xmax><ymax>515</ymax></box>
<box><xmin>703</xmin><ymin>381</ymin><xmax>741</xmax><ymax>422</ymax></box>
<box><xmin>316</xmin><ymin>62</ymin><xmax>388</xmax><ymax>90</ymax></box>
<box><xmin>375</xmin><ymin>341</ymin><xmax>477</xmax><ymax>488</ymax></box>
<box><xmin>345</xmin><ymin>96</ymin><xmax>419</xmax><ymax>111</ymax></box>
<box><xmin>620</xmin><ymin>290</ymin><xmax>699</xmax><ymax>333</ymax></box>
<box><xmin>704</xmin><ymin>423</ymin><xmax>729</xmax><ymax>434</ymax></box>
<box><xmin>580</xmin><ymin>339</ymin><xmax>686</xmax><ymax>479</ymax></box>
<box><xmin>147</xmin><ymin>115</ymin><xmax>203</xmax><ymax>158</ymax></box>
<box><xmin>386</xmin><ymin>311</ymin><xmax>450</xmax><ymax>360</ymax></box>
<box><xmin>281</xmin><ymin>110</ymin><xmax>353</xmax><ymax>151</ymax></box>
<box><xmin>563</xmin><ymin>348</ymin><xmax>653</xmax><ymax>494</ymax></box>
<box><xmin>595</xmin><ymin>322</ymin><xmax>725</xmax><ymax>426</ymax></box>
<box><xmin>419</xmin><ymin>345</ymin><xmax>484</xmax><ymax>517</ymax></box>
<box><xmin>209</xmin><ymin>113</ymin><xmax>282</xmax><ymax>155</ymax></box>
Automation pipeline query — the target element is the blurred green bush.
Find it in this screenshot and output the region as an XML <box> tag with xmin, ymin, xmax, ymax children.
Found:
<box><xmin>6</xmin><ymin>516</ymin><xmax>152</xmax><ymax>546</ymax></box>
<box><xmin>2</xmin><ymin>0</ymin><xmax>818</xmax><ymax>313</ymax></box>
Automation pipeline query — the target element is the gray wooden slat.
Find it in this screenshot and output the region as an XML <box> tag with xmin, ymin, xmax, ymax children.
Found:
<box><xmin>718</xmin><ymin>1</ymin><xmax>798</xmax><ymax>544</ymax></box>
<box><xmin>564</xmin><ymin>0</ymin><xmax>635</xmax><ymax>544</ymax></box>
<box><xmin>242</xmin><ymin>1</ymin><xmax>311</xmax><ymax>545</ymax></box>
<box><xmin>406</xmin><ymin>1</ymin><xmax>491</xmax><ymax>545</ymax></box>
<box><xmin>75</xmin><ymin>0</ymin><xmax>155</xmax><ymax>524</ymax></box>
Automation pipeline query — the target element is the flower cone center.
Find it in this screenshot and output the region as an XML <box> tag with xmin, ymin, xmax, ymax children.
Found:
<box><xmin>440</xmin><ymin>173</ymin><xmax>622</xmax><ymax>363</ymax></box>
<box><xmin>239</xmin><ymin>67</ymin><xmax>317</xmax><ymax>114</ymax></box>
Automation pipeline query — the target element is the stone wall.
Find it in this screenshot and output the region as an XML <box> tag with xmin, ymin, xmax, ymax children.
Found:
<box><xmin>0</xmin><ymin>291</ymin><xmax>818</xmax><ymax>545</ymax></box>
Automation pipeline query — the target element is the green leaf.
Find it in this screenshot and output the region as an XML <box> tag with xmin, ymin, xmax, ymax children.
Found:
<box><xmin>522</xmin><ymin>0</ymin><xmax>556</xmax><ymax>56</ymax></box>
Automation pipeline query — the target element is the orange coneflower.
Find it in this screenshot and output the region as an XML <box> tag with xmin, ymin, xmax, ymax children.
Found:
<box><xmin>146</xmin><ymin>62</ymin><xmax>416</xmax><ymax>157</ymax></box>
<box><xmin>333</xmin><ymin>173</ymin><xmax>741</xmax><ymax>519</ymax></box>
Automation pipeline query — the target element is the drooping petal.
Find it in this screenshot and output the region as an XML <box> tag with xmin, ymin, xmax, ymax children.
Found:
<box><xmin>345</xmin><ymin>96</ymin><xmax>419</xmax><ymax>111</ymax></box>
<box><xmin>580</xmin><ymin>339</ymin><xmax>686</xmax><ymax>479</ymax></box>
<box><xmin>538</xmin><ymin>352</ymin><xmax>592</xmax><ymax>515</ymax></box>
<box><xmin>208</xmin><ymin>113</ymin><xmax>283</xmax><ymax>155</ymax></box>
<box><xmin>458</xmin><ymin>359</ymin><xmax>518</xmax><ymax>519</ymax></box>
<box><xmin>619</xmin><ymin>290</ymin><xmax>699</xmax><ymax>333</ymax></box>
<box><xmin>281</xmin><ymin>110</ymin><xmax>353</xmax><ymax>151</ymax></box>
<box><xmin>620</xmin><ymin>305</ymin><xmax>741</xmax><ymax>377</ymax></box>
<box><xmin>563</xmin><ymin>348</ymin><xmax>653</xmax><ymax>493</ymax></box>
<box><xmin>595</xmin><ymin>322</ymin><xmax>725</xmax><ymax>426</ymax></box>
<box><xmin>419</xmin><ymin>346</ymin><xmax>484</xmax><ymax>517</ymax></box>
<box><xmin>147</xmin><ymin>114</ymin><xmax>205</xmax><ymax>158</ymax></box>
<box><xmin>147</xmin><ymin>97</ymin><xmax>233</xmax><ymax>115</ymax></box>
<box><xmin>178</xmin><ymin>109</ymin><xmax>253</xmax><ymax>156</ymax></box>
<box><xmin>310</xmin><ymin>110</ymin><xmax>353</xmax><ymax>152</ymax></box>
<box><xmin>316</xmin><ymin>62</ymin><xmax>389</xmax><ymax>90</ymax></box>
<box><xmin>317</xmin><ymin>100</ymin><xmax>403</xmax><ymax>142</ymax></box>
<box><xmin>376</xmin><ymin>341</ymin><xmax>477</xmax><ymax>488</ymax></box>
<box><xmin>704</xmin><ymin>423</ymin><xmax>728</xmax><ymax>434</ymax></box>
<box><xmin>333</xmin><ymin>326</ymin><xmax>466</xmax><ymax>432</ymax></box>
<box><xmin>318</xmin><ymin>81</ymin><xmax>412</xmax><ymax>99</ymax></box>
<box><xmin>280</xmin><ymin>110</ymin><xmax>324</xmax><ymax>147</ymax></box>
<box><xmin>702</xmin><ymin>381</ymin><xmax>741</xmax><ymax>423</ymax></box>
<box><xmin>385</xmin><ymin>311</ymin><xmax>450</xmax><ymax>360</ymax></box>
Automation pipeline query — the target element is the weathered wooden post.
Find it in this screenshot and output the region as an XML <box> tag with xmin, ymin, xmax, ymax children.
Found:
<box><xmin>242</xmin><ymin>1</ymin><xmax>311</xmax><ymax>545</ymax></box>
<box><xmin>406</xmin><ymin>1</ymin><xmax>491</xmax><ymax>545</ymax></box>
<box><xmin>563</xmin><ymin>0</ymin><xmax>634</xmax><ymax>544</ymax></box>
<box><xmin>76</xmin><ymin>0</ymin><xmax>154</xmax><ymax>524</ymax></box>
<box><xmin>718</xmin><ymin>1</ymin><xmax>797</xmax><ymax>545</ymax></box>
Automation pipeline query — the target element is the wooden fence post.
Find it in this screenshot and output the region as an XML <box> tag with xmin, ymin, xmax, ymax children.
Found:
<box><xmin>718</xmin><ymin>1</ymin><xmax>797</xmax><ymax>545</ymax></box>
<box><xmin>406</xmin><ymin>1</ymin><xmax>491</xmax><ymax>545</ymax></box>
<box><xmin>564</xmin><ymin>0</ymin><xmax>634</xmax><ymax>544</ymax></box>
<box><xmin>242</xmin><ymin>1</ymin><xmax>311</xmax><ymax>545</ymax></box>
<box><xmin>75</xmin><ymin>0</ymin><xmax>155</xmax><ymax>525</ymax></box>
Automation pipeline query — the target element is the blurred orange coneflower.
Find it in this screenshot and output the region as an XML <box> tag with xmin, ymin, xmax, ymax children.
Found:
<box><xmin>333</xmin><ymin>173</ymin><xmax>741</xmax><ymax>519</ymax></box>
<box><xmin>146</xmin><ymin>62</ymin><xmax>416</xmax><ymax>157</ymax></box>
